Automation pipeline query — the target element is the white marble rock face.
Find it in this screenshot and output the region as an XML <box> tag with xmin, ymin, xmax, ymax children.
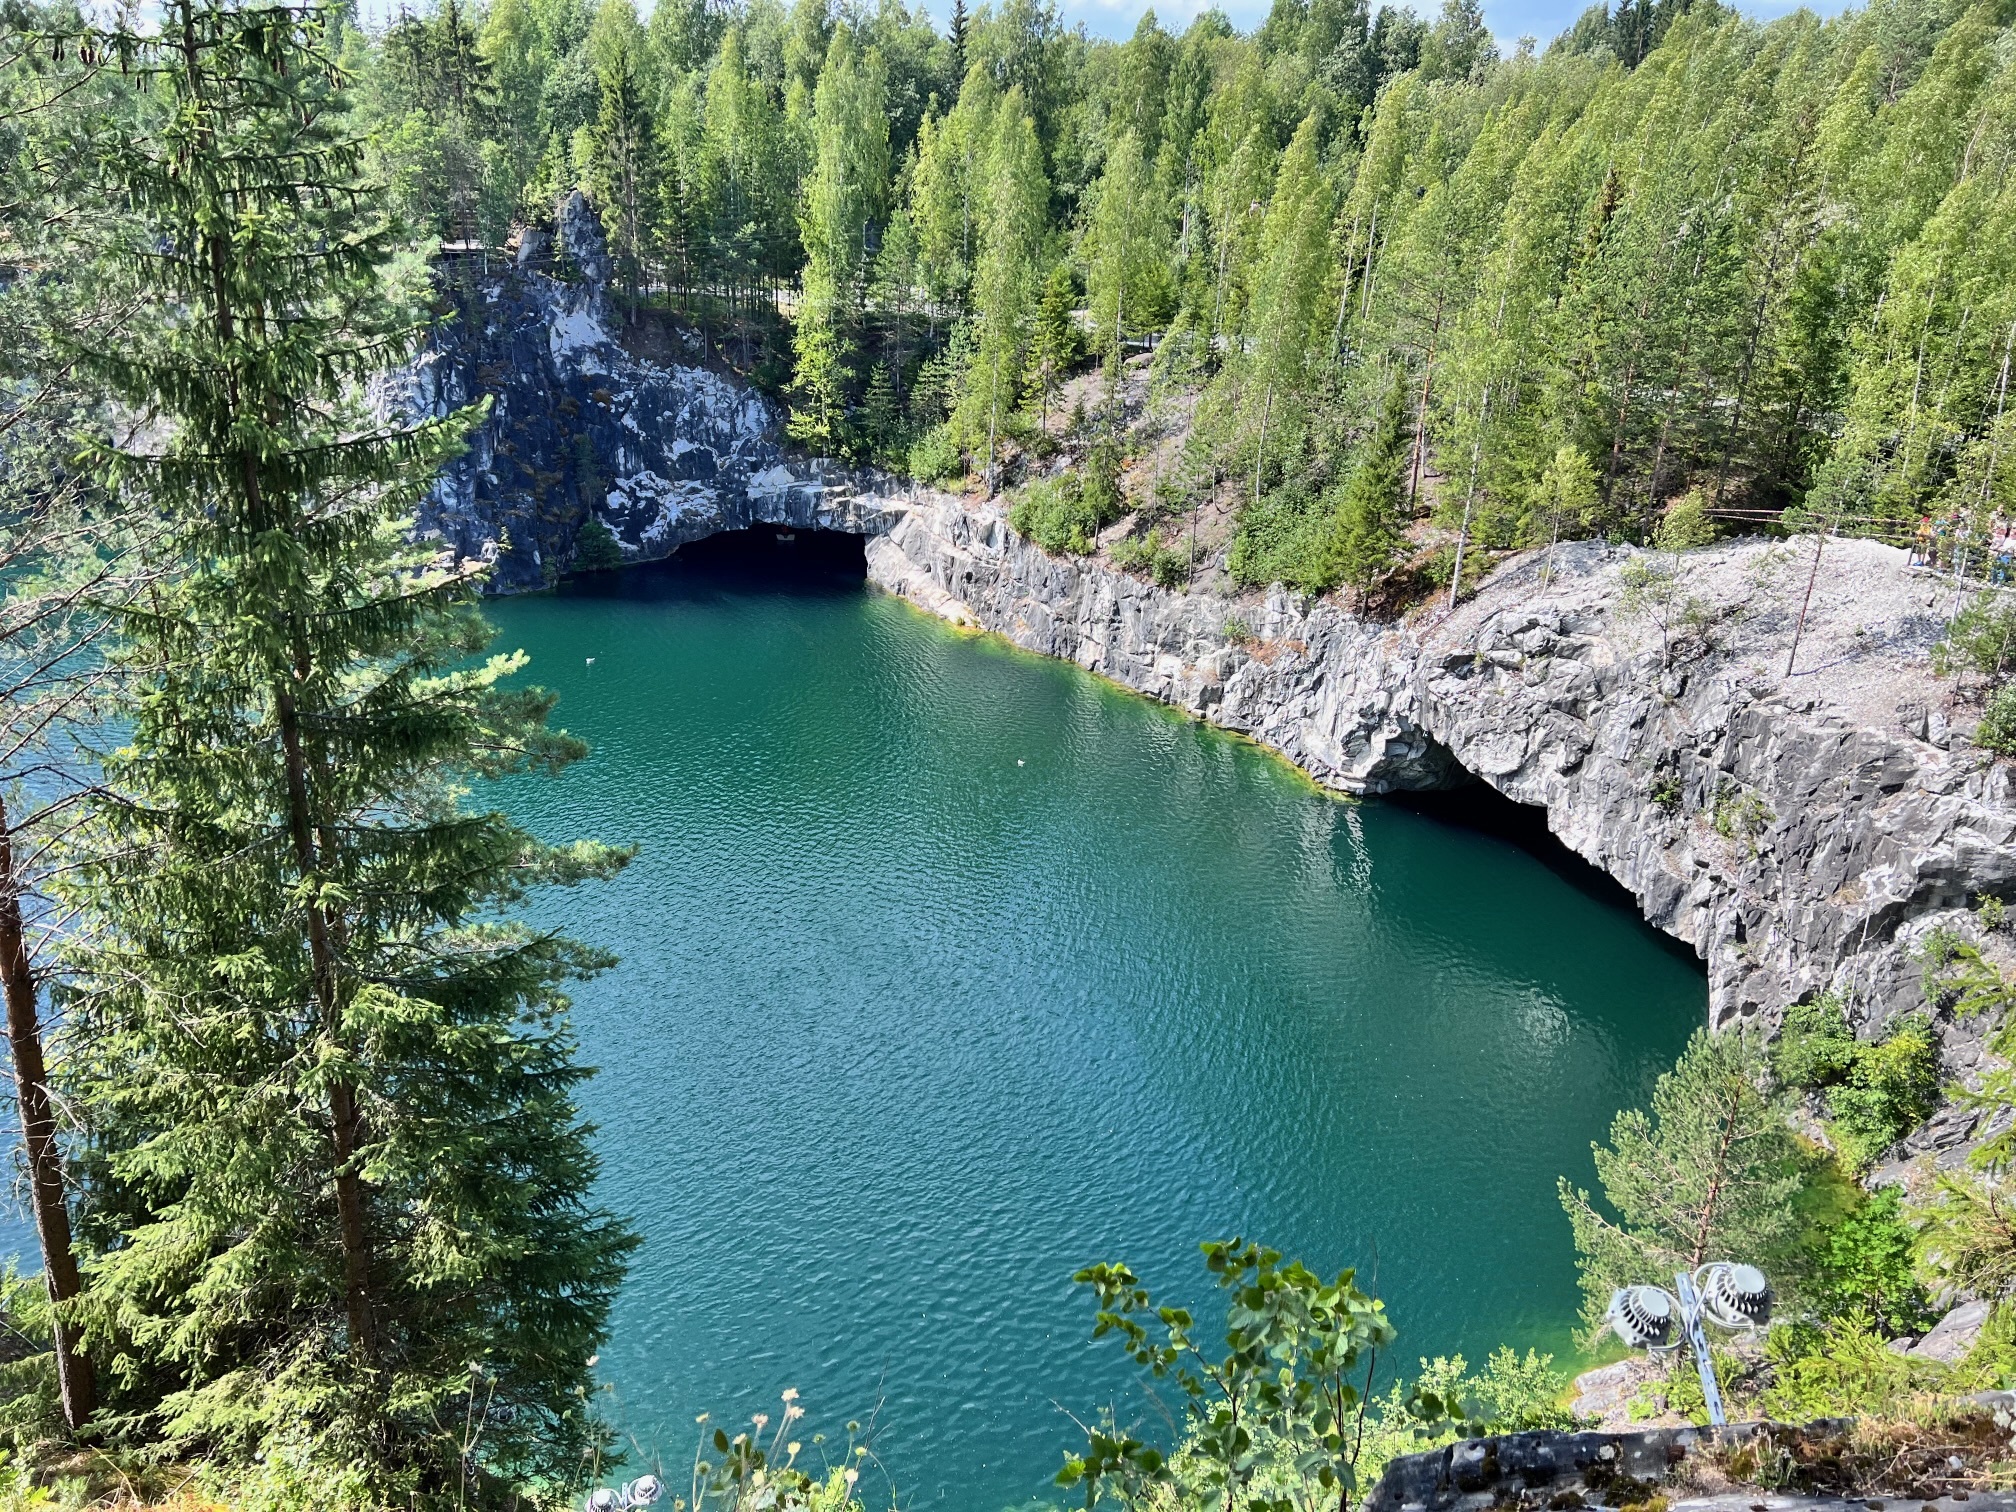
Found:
<box><xmin>370</xmin><ymin>190</ymin><xmax>905</xmax><ymax>594</ymax></box>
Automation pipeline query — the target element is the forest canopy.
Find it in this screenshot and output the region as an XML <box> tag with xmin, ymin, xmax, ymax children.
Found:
<box><xmin>355</xmin><ymin>0</ymin><xmax>2016</xmax><ymax>594</ymax></box>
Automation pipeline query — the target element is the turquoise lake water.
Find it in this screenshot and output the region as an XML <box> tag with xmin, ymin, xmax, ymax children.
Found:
<box><xmin>477</xmin><ymin>540</ymin><xmax>1707</xmax><ymax>1512</ymax></box>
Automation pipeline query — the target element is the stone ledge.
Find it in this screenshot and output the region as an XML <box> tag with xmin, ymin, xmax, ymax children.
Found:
<box><xmin>1364</xmin><ymin>1422</ymin><xmax>1853</xmax><ymax>1512</ymax></box>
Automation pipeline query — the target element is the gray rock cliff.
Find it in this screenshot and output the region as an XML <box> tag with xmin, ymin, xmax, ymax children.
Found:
<box><xmin>867</xmin><ymin>496</ymin><xmax>2016</xmax><ymax>1039</ymax></box>
<box><xmin>384</xmin><ymin>200</ymin><xmax>2016</xmax><ymax>1066</ymax></box>
<box><xmin>371</xmin><ymin>191</ymin><xmax>900</xmax><ymax>593</ymax></box>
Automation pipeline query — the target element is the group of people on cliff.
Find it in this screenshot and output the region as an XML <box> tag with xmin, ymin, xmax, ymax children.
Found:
<box><xmin>1910</xmin><ymin>513</ymin><xmax>2016</xmax><ymax>584</ymax></box>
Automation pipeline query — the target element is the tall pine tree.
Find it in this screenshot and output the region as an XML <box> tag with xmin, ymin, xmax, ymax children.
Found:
<box><xmin>63</xmin><ymin>2</ymin><xmax>635</xmax><ymax>1499</ymax></box>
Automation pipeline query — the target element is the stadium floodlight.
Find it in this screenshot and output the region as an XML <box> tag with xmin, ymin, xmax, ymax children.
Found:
<box><xmin>1697</xmin><ymin>1262</ymin><xmax>1773</xmax><ymax>1331</ymax></box>
<box><xmin>1605</xmin><ymin>1262</ymin><xmax>1773</xmax><ymax>1427</ymax></box>
<box><xmin>1606</xmin><ymin>1285</ymin><xmax>1676</xmax><ymax>1350</ymax></box>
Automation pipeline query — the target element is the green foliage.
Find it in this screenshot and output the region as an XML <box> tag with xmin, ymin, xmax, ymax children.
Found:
<box><xmin>1978</xmin><ymin>686</ymin><xmax>2016</xmax><ymax>758</ymax></box>
<box><xmin>1824</xmin><ymin>1024</ymin><xmax>1941</xmax><ymax>1172</ymax></box>
<box><xmin>1229</xmin><ymin>379</ymin><xmax>1413</xmax><ymax>597</ymax></box>
<box><xmin>1110</xmin><ymin>530</ymin><xmax>1193</xmax><ymax>588</ymax></box>
<box><xmin>1011</xmin><ymin>474</ymin><xmax>1114</xmax><ymax>555</ymax></box>
<box><xmin>1805</xmin><ymin>1187</ymin><xmax>1936</xmax><ymax>1335</ymax></box>
<box><xmin>909</xmin><ymin>423</ymin><xmax>966</xmax><ymax>483</ymax></box>
<box><xmin>1655</xmin><ymin>489</ymin><xmax>1717</xmax><ymax>553</ymax></box>
<box><xmin>1559</xmin><ymin>1029</ymin><xmax>1811</xmax><ymax>1336</ymax></box>
<box><xmin>574</xmin><ymin>516</ymin><xmax>627</xmax><ymax>572</ymax></box>
<box><xmin>56</xmin><ymin>3</ymin><xmax>636</xmax><ymax>1500</ymax></box>
<box><xmin>1758</xmin><ymin>1312</ymin><xmax>1945</xmax><ymax>1422</ymax></box>
<box><xmin>1321</xmin><ymin>379</ymin><xmax>1415</xmax><ymax>598</ymax></box>
<box><xmin>1938</xmin><ymin>593</ymin><xmax>2016</xmax><ymax>685</ymax></box>
<box><xmin>1169</xmin><ymin>1348</ymin><xmax>1577</xmax><ymax>1510</ymax></box>
<box><xmin>1058</xmin><ymin>1241</ymin><xmax>1445</xmax><ymax>1512</ymax></box>
<box><xmin>957</xmin><ymin>91</ymin><xmax>1049</xmax><ymax>486</ymax></box>
<box><xmin>1026</xmin><ymin>262</ymin><xmax>1081</xmax><ymax>422</ymax></box>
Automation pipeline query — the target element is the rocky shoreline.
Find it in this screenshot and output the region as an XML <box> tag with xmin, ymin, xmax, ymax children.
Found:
<box><xmin>866</xmin><ymin>492</ymin><xmax>2016</xmax><ymax>1048</ymax></box>
<box><xmin>385</xmin><ymin>196</ymin><xmax>2016</xmax><ymax>1070</ymax></box>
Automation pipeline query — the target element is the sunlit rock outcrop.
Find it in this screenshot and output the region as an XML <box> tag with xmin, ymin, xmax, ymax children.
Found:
<box><xmin>372</xmin><ymin>191</ymin><xmax>900</xmax><ymax>593</ymax></box>
<box><xmin>870</xmin><ymin>497</ymin><xmax>2016</xmax><ymax>1045</ymax></box>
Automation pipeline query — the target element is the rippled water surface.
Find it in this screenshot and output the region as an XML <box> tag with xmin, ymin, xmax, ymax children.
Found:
<box><xmin>450</xmin><ymin>544</ymin><xmax>1706</xmax><ymax>1506</ymax></box>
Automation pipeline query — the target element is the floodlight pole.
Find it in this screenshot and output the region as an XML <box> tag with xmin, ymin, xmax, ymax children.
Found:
<box><xmin>1673</xmin><ymin>1269</ymin><xmax>1727</xmax><ymax>1427</ymax></box>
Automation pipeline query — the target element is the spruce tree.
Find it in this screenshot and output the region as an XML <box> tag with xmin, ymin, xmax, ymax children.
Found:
<box><xmin>588</xmin><ymin>4</ymin><xmax>659</xmax><ymax>314</ymax></box>
<box><xmin>63</xmin><ymin>1</ymin><xmax>634</xmax><ymax>1499</ymax></box>
<box><xmin>1321</xmin><ymin>376</ymin><xmax>1413</xmax><ymax>598</ymax></box>
<box><xmin>0</xmin><ymin>9</ymin><xmax>133</xmax><ymax>1428</ymax></box>
<box><xmin>948</xmin><ymin>0</ymin><xmax>969</xmax><ymax>98</ymax></box>
<box><xmin>1025</xmin><ymin>261</ymin><xmax>1080</xmax><ymax>427</ymax></box>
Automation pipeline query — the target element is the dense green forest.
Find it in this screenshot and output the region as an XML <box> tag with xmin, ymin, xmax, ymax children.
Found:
<box><xmin>351</xmin><ymin>0</ymin><xmax>2016</xmax><ymax>596</ymax></box>
<box><xmin>8</xmin><ymin>0</ymin><xmax>2016</xmax><ymax>1505</ymax></box>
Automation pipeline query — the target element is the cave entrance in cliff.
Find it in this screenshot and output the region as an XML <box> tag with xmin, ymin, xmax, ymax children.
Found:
<box><xmin>1385</xmin><ymin>775</ymin><xmax>1703</xmax><ymax>968</ymax></box>
<box><xmin>670</xmin><ymin>524</ymin><xmax>867</xmax><ymax>581</ymax></box>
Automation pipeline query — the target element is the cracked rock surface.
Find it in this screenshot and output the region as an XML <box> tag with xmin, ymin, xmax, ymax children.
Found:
<box><xmin>372</xmin><ymin>191</ymin><xmax>901</xmax><ymax>593</ymax></box>
<box><xmin>868</xmin><ymin>496</ymin><xmax>2016</xmax><ymax>1031</ymax></box>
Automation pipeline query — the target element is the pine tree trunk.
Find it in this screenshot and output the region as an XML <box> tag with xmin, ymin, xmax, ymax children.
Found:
<box><xmin>189</xmin><ymin>0</ymin><xmax>378</xmax><ymax>1361</ymax></box>
<box><xmin>0</xmin><ymin>795</ymin><xmax>94</xmax><ymax>1430</ymax></box>
<box><xmin>275</xmin><ymin>686</ymin><xmax>379</xmax><ymax>1363</ymax></box>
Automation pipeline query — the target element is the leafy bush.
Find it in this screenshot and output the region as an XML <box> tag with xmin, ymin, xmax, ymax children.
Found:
<box><xmin>1760</xmin><ymin>1312</ymin><xmax>1944</xmax><ymax>1422</ymax></box>
<box><xmin>1010</xmin><ymin>477</ymin><xmax>1102</xmax><ymax>554</ymax></box>
<box><xmin>1655</xmin><ymin>488</ymin><xmax>1716</xmax><ymax>551</ymax></box>
<box><xmin>1227</xmin><ymin>482</ymin><xmax>1339</xmax><ymax>591</ymax></box>
<box><xmin>1010</xmin><ymin>455</ymin><xmax>1128</xmax><ymax>557</ymax></box>
<box><xmin>1977</xmin><ymin>683</ymin><xmax>2016</xmax><ymax>756</ymax></box>
<box><xmin>1806</xmin><ymin>1186</ymin><xmax>1935</xmax><ymax>1335</ymax></box>
<box><xmin>1710</xmin><ymin>781</ymin><xmax>1774</xmax><ymax>848</ymax></box>
<box><xmin>1933</xmin><ymin>592</ymin><xmax>2016</xmax><ymax>684</ymax></box>
<box><xmin>1111</xmin><ymin>529</ymin><xmax>1192</xmax><ymax>588</ymax></box>
<box><xmin>1083</xmin><ymin>437</ymin><xmax>1124</xmax><ymax>523</ymax></box>
<box><xmin>1933</xmin><ymin>594</ymin><xmax>2016</xmax><ymax>755</ymax></box>
<box><xmin>1059</xmin><ymin>1242</ymin><xmax>1438</xmax><ymax>1512</ymax></box>
<box><xmin>907</xmin><ymin>424</ymin><xmax>964</xmax><ymax>484</ymax></box>
<box><xmin>572</xmin><ymin>516</ymin><xmax>625</xmax><ymax>573</ymax></box>
<box><xmin>1773</xmin><ymin>996</ymin><xmax>1939</xmax><ymax>1170</ymax></box>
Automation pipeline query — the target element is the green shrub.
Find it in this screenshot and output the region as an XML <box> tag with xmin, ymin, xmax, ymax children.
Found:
<box><xmin>1759</xmin><ymin>1312</ymin><xmax>1943</xmax><ymax>1422</ymax></box>
<box><xmin>1710</xmin><ymin>780</ymin><xmax>1774</xmax><ymax>847</ymax></box>
<box><xmin>572</xmin><ymin>516</ymin><xmax>625</xmax><ymax>573</ymax></box>
<box><xmin>1933</xmin><ymin>591</ymin><xmax>2016</xmax><ymax>683</ymax></box>
<box><xmin>1010</xmin><ymin>476</ymin><xmax>1103</xmax><ymax>554</ymax></box>
<box><xmin>1227</xmin><ymin>482</ymin><xmax>1339</xmax><ymax>592</ymax></box>
<box><xmin>907</xmin><ymin>423</ymin><xmax>964</xmax><ymax>483</ymax></box>
<box><xmin>1977</xmin><ymin>683</ymin><xmax>2016</xmax><ymax>756</ymax></box>
<box><xmin>1111</xmin><ymin>529</ymin><xmax>1192</xmax><ymax>588</ymax></box>
<box><xmin>1774</xmin><ymin>996</ymin><xmax>1939</xmax><ymax>1170</ymax></box>
<box><xmin>1806</xmin><ymin>1186</ymin><xmax>1935</xmax><ymax>1334</ymax></box>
